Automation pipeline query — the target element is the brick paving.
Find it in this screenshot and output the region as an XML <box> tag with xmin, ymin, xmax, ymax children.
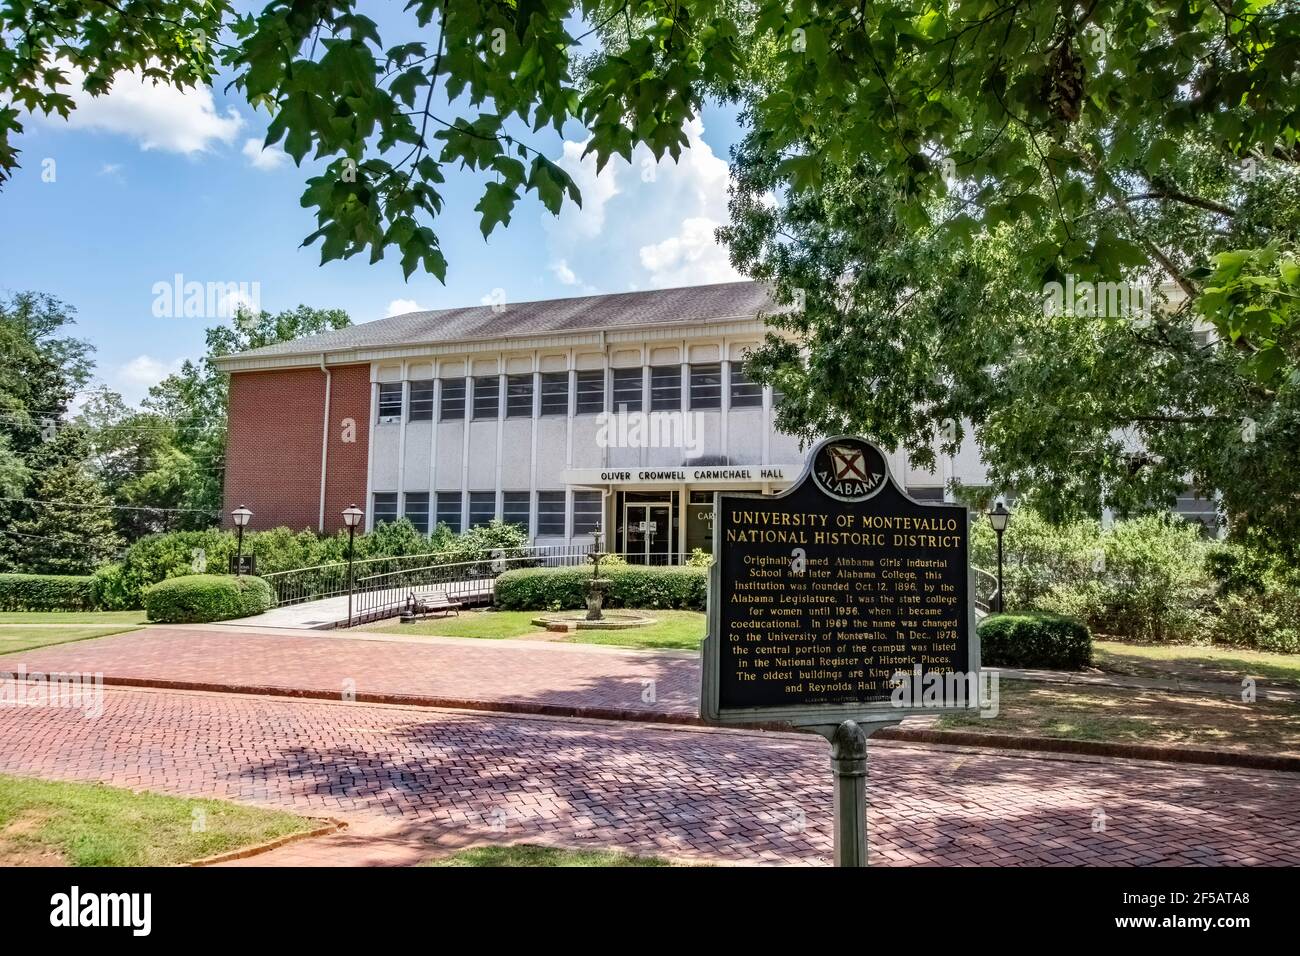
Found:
<box><xmin>7</xmin><ymin>625</ymin><xmax>700</xmax><ymax>717</ymax></box>
<box><xmin>2</xmin><ymin>685</ymin><xmax>1298</xmax><ymax>866</ymax></box>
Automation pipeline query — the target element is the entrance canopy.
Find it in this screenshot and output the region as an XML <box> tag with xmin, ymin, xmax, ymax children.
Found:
<box><xmin>562</xmin><ymin>464</ymin><xmax>804</xmax><ymax>565</ymax></box>
<box><xmin>561</xmin><ymin>463</ymin><xmax>803</xmax><ymax>490</ymax></box>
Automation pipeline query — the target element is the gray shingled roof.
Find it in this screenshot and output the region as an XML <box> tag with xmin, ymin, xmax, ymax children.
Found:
<box><xmin>218</xmin><ymin>281</ymin><xmax>774</xmax><ymax>365</ymax></box>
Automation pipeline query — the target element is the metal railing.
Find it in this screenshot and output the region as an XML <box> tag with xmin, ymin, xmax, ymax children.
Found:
<box><xmin>347</xmin><ymin>548</ymin><xmax>716</xmax><ymax>625</ymax></box>
<box><xmin>260</xmin><ymin>543</ymin><xmax>591</xmax><ymax>608</ymax></box>
<box><xmin>973</xmin><ymin>566</ymin><xmax>999</xmax><ymax>616</ymax></box>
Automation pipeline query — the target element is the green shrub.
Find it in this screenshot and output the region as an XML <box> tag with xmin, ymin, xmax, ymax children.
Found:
<box><xmin>978</xmin><ymin>612</ymin><xmax>1093</xmax><ymax>670</ymax></box>
<box><xmin>108</xmin><ymin>519</ymin><xmax>531</xmax><ymax>609</ymax></box>
<box><xmin>144</xmin><ymin>575</ymin><xmax>274</xmax><ymax>623</ymax></box>
<box><xmin>0</xmin><ymin>573</ymin><xmax>98</xmax><ymax>611</ymax></box>
<box><xmin>494</xmin><ymin>565</ymin><xmax>707</xmax><ymax>611</ymax></box>
<box><xmin>970</xmin><ymin>508</ymin><xmax>1213</xmax><ymax>644</ymax></box>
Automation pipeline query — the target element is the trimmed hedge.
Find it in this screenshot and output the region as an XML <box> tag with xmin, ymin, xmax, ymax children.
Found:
<box><xmin>494</xmin><ymin>566</ymin><xmax>706</xmax><ymax>611</ymax></box>
<box><xmin>978</xmin><ymin>611</ymin><xmax>1093</xmax><ymax>670</ymax></box>
<box><xmin>144</xmin><ymin>574</ymin><xmax>274</xmax><ymax>624</ymax></box>
<box><xmin>0</xmin><ymin>573</ymin><xmax>98</xmax><ymax>611</ymax></box>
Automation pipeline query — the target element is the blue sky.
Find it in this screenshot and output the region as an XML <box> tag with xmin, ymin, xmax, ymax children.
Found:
<box><xmin>0</xmin><ymin>3</ymin><xmax>747</xmax><ymax>407</ymax></box>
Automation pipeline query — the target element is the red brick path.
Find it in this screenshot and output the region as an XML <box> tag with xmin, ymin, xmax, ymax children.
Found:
<box><xmin>1</xmin><ymin>686</ymin><xmax>1298</xmax><ymax>866</ymax></box>
<box><xmin>10</xmin><ymin>626</ymin><xmax>700</xmax><ymax>718</ymax></box>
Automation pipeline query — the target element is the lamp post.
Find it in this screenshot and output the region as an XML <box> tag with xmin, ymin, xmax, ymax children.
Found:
<box><xmin>986</xmin><ymin>501</ymin><xmax>1011</xmax><ymax>613</ymax></box>
<box><xmin>231</xmin><ymin>505</ymin><xmax>252</xmax><ymax>576</ymax></box>
<box><xmin>342</xmin><ymin>504</ymin><xmax>364</xmax><ymax>626</ymax></box>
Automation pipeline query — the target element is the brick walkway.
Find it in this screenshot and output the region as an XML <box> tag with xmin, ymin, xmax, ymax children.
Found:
<box><xmin>8</xmin><ymin>625</ymin><xmax>700</xmax><ymax>718</ymax></box>
<box><xmin>1</xmin><ymin>686</ymin><xmax>1298</xmax><ymax>866</ymax></box>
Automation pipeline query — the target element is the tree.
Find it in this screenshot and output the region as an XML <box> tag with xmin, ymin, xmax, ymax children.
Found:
<box><xmin>0</xmin><ymin>0</ymin><xmax>723</xmax><ymax>278</ymax></box>
<box><xmin>3</xmin><ymin>4</ymin><xmax>1293</xmax><ymax>330</ymax></box>
<box><xmin>0</xmin><ymin>291</ymin><xmax>95</xmax><ymax>568</ymax></box>
<box><xmin>721</xmin><ymin>119</ymin><xmax>1300</xmax><ymax>552</ymax></box>
<box><xmin>5</xmin><ymin>430</ymin><xmax>122</xmax><ymax>574</ymax></box>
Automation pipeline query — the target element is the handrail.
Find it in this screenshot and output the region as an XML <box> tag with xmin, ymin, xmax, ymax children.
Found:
<box><xmin>972</xmin><ymin>566</ymin><xmax>999</xmax><ymax>614</ymax></box>
<box><xmin>259</xmin><ymin>542</ymin><xmax>582</xmax><ymax>580</ymax></box>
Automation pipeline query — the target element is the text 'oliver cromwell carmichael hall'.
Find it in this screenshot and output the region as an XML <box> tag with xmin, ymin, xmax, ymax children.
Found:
<box><xmin>216</xmin><ymin>281</ymin><xmax>992</xmax><ymax>562</ymax></box>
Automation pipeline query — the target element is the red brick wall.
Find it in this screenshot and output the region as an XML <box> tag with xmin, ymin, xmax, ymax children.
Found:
<box><xmin>224</xmin><ymin>364</ymin><xmax>371</xmax><ymax>532</ymax></box>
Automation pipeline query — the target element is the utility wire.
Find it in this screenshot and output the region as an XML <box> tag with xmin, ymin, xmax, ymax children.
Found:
<box><xmin>0</xmin><ymin>496</ymin><xmax>220</xmax><ymax>515</ymax></box>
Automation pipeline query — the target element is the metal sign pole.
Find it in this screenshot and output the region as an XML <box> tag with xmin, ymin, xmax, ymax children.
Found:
<box><xmin>811</xmin><ymin>719</ymin><xmax>899</xmax><ymax>866</ymax></box>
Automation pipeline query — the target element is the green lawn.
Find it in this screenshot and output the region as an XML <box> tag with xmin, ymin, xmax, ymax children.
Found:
<box><xmin>1093</xmin><ymin>640</ymin><xmax>1300</xmax><ymax>688</ymax></box>
<box><xmin>423</xmin><ymin>844</ymin><xmax>672</xmax><ymax>867</ymax></box>
<box><xmin>0</xmin><ymin>774</ymin><xmax>314</xmax><ymax>866</ymax></box>
<box><xmin>937</xmin><ymin>679</ymin><xmax>1300</xmax><ymax>753</ymax></box>
<box><xmin>361</xmin><ymin>609</ymin><xmax>706</xmax><ymax>650</ymax></box>
<box><xmin>0</xmin><ymin>611</ymin><xmax>148</xmax><ymax>656</ymax></box>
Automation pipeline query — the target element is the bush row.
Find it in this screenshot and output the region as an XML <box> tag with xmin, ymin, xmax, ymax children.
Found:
<box><xmin>144</xmin><ymin>575</ymin><xmax>275</xmax><ymax>623</ymax></box>
<box><xmin>494</xmin><ymin>566</ymin><xmax>707</xmax><ymax>611</ymax></box>
<box><xmin>93</xmin><ymin>519</ymin><xmax>530</xmax><ymax>610</ymax></box>
<box><xmin>0</xmin><ymin>573</ymin><xmax>99</xmax><ymax>611</ymax></box>
<box><xmin>977</xmin><ymin>612</ymin><xmax>1093</xmax><ymax>670</ymax></box>
<box><xmin>970</xmin><ymin>509</ymin><xmax>1300</xmax><ymax>652</ymax></box>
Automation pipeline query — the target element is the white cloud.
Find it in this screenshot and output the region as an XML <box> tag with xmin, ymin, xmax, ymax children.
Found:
<box><xmin>386</xmin><ymin>298</ymin><xmax>427</xmax><ymax>317</ymax></box>
<box><xmin>638</xmin><ymin>216</ymin><xmax>737</xmax><ymax>287</ymax></box>
<box><xmin>551</xmin><ymin>138</ymin><xmax>621</xmax><ymax>239</ymax></box>
<box><xmin>544</xmin><ymin>117</ymin><xmax>743</xmax><ymax>291</ymax></box>
<box><xmin>550</xmin><ymin>260</ymin><xmax>579</xmax><ymax>286</ymax></box>
<box><xmin>110</xmin><ymin>355</ymin><xmax>186</xmax><ymax>406</ymax></box>
<box><xmin>242</xmin><ymin>136</ymin><xmax>290</xmax><ymax>170</ymax></box>
<box><xmin>40</xmin><ymin>64</ymin><xmax>243</xmax><ymax>154</ymax></box>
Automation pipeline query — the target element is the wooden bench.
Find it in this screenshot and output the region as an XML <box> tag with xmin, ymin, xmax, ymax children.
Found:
<box><xmin>403</xmin><ymin>589</ymin><xmax>462</xmax><ymax>620</ymax></box>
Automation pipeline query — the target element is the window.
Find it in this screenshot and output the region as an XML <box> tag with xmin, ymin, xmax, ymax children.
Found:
<box><xmin>689</xmin><ymin>363</ymin><xmax>722</xmax><ymax>410</ymax></box>
<box><xmin>505</xmin><ymin>375</ymin><xmax>533</xmax><ymax>418</ymax></box>
<box><xmin>907</xmin><ymin>487</ymin><xmax>945</xmax><ymax>502</ymax></box>
<box><xmin>575</xmin><ymin>369</ymin><xmax>605</xmax><ymax>415</ymax></box>
<box><xmin>573</xmin><ymin>492</ymin><xmax>602</xmax><ymax>535</ymax></box>
<box><xmin>540</xmin><ymin>372</ymin><xmax>569</xmax><ymax>416</ymax></box>
<box><xmin>1175</xmin><ymin>485</ymin><xmax>1219</xmax><ymax>534</ymax></box>
<box><xmin>611</xmin><ymin>367</ymin><xmax>643</xmax><ymax>412</ymax></box>
<box><xmin>372</xmin><ymin>493</ymin><xmax>398</xmax><ymax>527</ymax></box>
<box><xmin>409</xmin><ymin>380</ymin><xmax>435</xmax><ymax>422</ymax></box>
<box><xmin>435</xmin><ymin>492</ymin><xmax>462</xmax><ymax>533</ymax></box>
<box><xmin>469</xmin><ymin>492</ymin><xmax>497</xmax><ymax>528</ymax></box>
<box><xmin>537</xmin><ymin>491</ymin><xmax>566</xmax><ymax>536</ymax></box>
<box><xmin>403</xmin><ymin>492</ymin><xmax>430</xmax><ymax>533</ymax></box>
<box><xmin>440</xmin><ymin>378</ymin><xmax>466</xmax><ymax>421</ymax></box>
<box><xmin>650</xmin><ymin>365</ymin><xmax>681</xmax><ymax>411</ymax></box>
<box><xmin>502</xmin><ymin>492</ymin><xmax>530</xmax><ymax>530</ymax></box>
<box><xmin>729</xmin><ymin>364</ymin><xmax>764</xmax><ymax>408</ymax></box>
<box><xmin>377</xmin><ymin>383</ymin><xmax>403</xmax><ymax>422</ymax></box>
<box><xmin>473</xmin><ymin>375</ymin><xmax>500</xmax><ymax>419</ymax></box>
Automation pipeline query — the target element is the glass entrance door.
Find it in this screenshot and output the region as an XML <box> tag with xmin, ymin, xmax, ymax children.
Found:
<box><xmin>623</xmin><ymin>503</ymin><xmax>672</xmax><ymax>564</ymax></box>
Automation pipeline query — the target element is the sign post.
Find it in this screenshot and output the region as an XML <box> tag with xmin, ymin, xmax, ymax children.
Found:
<box><xmin>700</xmin><ymin>436</ymin><xmax>980</xmax><ymax>866</ymax></box>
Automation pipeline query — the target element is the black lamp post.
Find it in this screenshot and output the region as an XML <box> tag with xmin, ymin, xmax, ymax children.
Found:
<box><xmin>231</xmin><ymin>505</ymin><xmax>252</xmax><ymax>576</ymax></box>
<box><xmin>986</xmin><ymin>501</ymin><xmax>1011</xmax><ymax>613</ymax></box>
<box><xmin>342</xmin><ymin>504</ymin><xmax>364</xmax><ymax>626</ymax></box>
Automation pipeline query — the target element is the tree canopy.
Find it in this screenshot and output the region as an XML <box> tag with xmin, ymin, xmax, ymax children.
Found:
<box><xmin>3</xmin><ymin>1</ymin><xmax>1297</xmax><ymax>547</ymax></box>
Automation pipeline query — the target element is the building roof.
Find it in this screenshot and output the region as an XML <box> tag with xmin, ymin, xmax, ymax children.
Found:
<box><xmin>215</xmin><ymin>281</ymin><xmax>775</xmax><ymax>370</ymax></box>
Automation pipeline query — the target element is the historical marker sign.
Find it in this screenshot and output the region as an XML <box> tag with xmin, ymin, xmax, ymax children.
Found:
<box><xmin>701</xmin><ymin>436</ymin><xmax>979</xmax><ymax>728</ymax></box>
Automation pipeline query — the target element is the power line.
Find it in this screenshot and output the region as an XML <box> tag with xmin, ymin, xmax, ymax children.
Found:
<box><xmin>0</xmin><ymin>528</ymin><xmax>125</xmax><ymax>553</ymax></box>
<box><xmin>0</xmin><ymin>496</ymin><xmax>220</xmax><ymax>515</ymax></box>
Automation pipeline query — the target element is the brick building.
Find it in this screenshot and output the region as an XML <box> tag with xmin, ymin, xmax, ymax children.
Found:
<box><xmin>215</xmin><ymin>281</ymin><xmax>997</xmax><ymax>558</ymax></box>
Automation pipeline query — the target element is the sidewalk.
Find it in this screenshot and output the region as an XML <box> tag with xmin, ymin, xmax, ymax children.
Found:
<box><xmin>9</xmin><ymin>622</ymin><xmax>1292</xmax><ymax>715</ymax></box>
